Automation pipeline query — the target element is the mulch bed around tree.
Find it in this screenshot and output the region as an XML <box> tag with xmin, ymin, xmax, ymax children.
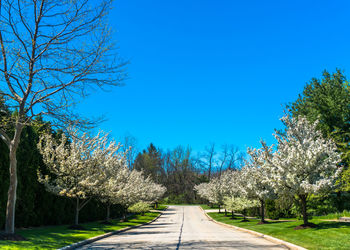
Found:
<box><xmin>257</xmin><ymin>221</ymin><xmax>269</xmax><ymax>224</ymax></box>
<box><xmin>0</xmin><ymin>233</ymin><xmax>27</xmax><ymax>241</ymax></box>
<box><xmin>294</xmin><ymin>223</ymin><xmax>317</xmax><ymax>230</ymax></box>
<box><xmin>240</xmin><ymin>219</ymin><xmax>250</xmax><ymax>222</ymax></box>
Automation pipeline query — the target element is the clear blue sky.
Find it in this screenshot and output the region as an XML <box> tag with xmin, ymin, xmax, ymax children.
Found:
<box><xmin>77</xmin><ymin>0</ymin><xmax>350</xmax><ymax>153</ymax></box>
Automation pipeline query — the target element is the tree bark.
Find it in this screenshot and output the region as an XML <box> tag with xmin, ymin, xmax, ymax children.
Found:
<box><xmin>75</xmin><ymin>198</ymin><xmax>80</xmax><ymax>225</ymax></box>
<box><xmin>231</xmin><ymin>211</ymin><xmax>235</xmax><ymax>219</ymax></box>
<box><xmin>260</xmin><ymin>199</ymin><xmax>265</xmax><ymax>223</ymax></box>
<box><xmin>224</xmin><ymin>208</ymin><xmax>227</xmax><ymax>217</ymax></box>
<box><xmin>106</xmin><ymin>204</ymin><xmax>111</xmax><ymax>222</ymax></box>
<box><xmin>5</xmin><ymin>123</ymin><xmax>23</xmax><ymax>234</ymax></box>
<box><xmin>218</xmin><ymin>204</ymin><xmax>221</xmax><ymax>213</ymax></box>
<box><xmin>299</xmin><ymin>194</ymin><xmax>308</xmax><ymax>225</ymax></box>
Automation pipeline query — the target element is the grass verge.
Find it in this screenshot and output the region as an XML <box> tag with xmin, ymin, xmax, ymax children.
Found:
<box><xmin>208</xmin><ymin>212</ymin><xmax>350</xmax><ymax>250</ymax></box>
<box><xmin>199</xmin><ymin>204</ymin><xmax>219</xmax><ymax>210</ymax></box>
<box><xmin>0</xmin><ymin>212</ymin><xmax>159</xmax><ymax>250</ymax></box>
<box><xmin>154</xmin><ymin>204</ymin><xmax>168</xmax><ymax>211</ymax></box>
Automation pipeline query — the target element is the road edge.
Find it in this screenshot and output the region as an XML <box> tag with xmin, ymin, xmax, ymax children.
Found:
<box><xmin>199</xmin><ymin>206</ymin><xmax>307</xmax><ymax>250</ymax></box>
<box><xmin>58</xmin><ymin>210</ymin><xmax>165</xmax><ymax>250</ymax></box>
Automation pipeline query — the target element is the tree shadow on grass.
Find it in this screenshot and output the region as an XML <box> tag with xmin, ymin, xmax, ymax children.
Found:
<box><xmin>314</xmin><ymin>221</ymin><xmax>350</xmax><ymax>230</ymax></box>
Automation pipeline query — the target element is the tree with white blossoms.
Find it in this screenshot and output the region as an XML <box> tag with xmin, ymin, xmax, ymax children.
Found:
<box><xmin>244</xmin><ymin>143</ymin><xmax>276</xmax><ymax>223</ymax></box>
<box><xmin>270</xmin><ymin>115</ymin><xmax>342</xmax><ymax>227</ymax></box>
<box><xmin>115</xmin><ymin>169</ymin><xmax>166</xmax><ymax>219</ymax></box>
<box><xmin>144</xmin><ymin>181</ymin><xmax>167</xmax><ymax>208</ymax></box>
<box><xmin>128</xmin><ymin>202</ymin><xmax>151</xmax><ymax>216</ymax></box>
<box><xmin>90</xmin><ymin>143</ymin><xmax>129</xmax><ymax>222</ymax></box>
<box><xmin>223</xmin><ymin>196</ymin><xmax>259</xmax><ymax>221</ymax></box>
<box><xmin>194</xmin><ymin>182</ymin><xmax>211</xmax><ymax>202</ymax></box>
<box><xmin>194</xmin><ymin>177</ymin><xmax>225</xmax><ymax>212</ymax></box>
<box><xmin>38</xmin><ymin>130</ymin><xmax>117</xmax><ymax>226</ymax></box>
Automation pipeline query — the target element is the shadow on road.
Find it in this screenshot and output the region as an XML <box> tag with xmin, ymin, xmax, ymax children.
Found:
<box><xmin>84</xmin><ymin>240</ymin><xmax>286</xmax><ymax>249</ymax></box>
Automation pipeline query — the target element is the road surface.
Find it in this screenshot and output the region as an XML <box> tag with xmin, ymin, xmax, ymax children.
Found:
<box><xmin>78</xmin><ymin>206</ymin><xmax>286</xmax><ymax>249</ymax></box>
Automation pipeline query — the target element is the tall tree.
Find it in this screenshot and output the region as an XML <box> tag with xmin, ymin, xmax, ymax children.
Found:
<box><xmin>134</xmin><ymin>143</ymin><xmax>164</xmax><ymax>183</ymax></box>
<box><xmin>0</xmin><ymin>0</ymin><xmax>126</xmax><ymax>234</ymax></box>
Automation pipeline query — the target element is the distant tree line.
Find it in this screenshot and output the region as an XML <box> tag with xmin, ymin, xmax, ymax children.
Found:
<box><xmin>131</xmin><ymin>143</ymin><xmax>244</xmax><ymax>204</ymax></box>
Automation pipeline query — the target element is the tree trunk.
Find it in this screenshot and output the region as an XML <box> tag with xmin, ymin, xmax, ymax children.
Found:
<box><xmin>155</xmin><ymin>202</ymin><xmax>158</xmax><ymax>209</ymax></box>
<box><xmin>299</xmin><ymin>194</ymin><xmax>308</xmax><ymax>225</ymax></box>
<box><xmin>5</xmin><ymin>123</ymin><xmax>23</xmax><ymax>234</ymax></box>
<box><xmin>231</xmin><ymin>211</ymin><xmax>235</xmax><ymax>219</ymax></box>
<box><xmin>75</xmin><ymin>198</ymin><xmax>80</xmax><ymax>225</ymax></box>
<box><xmin>224</xmin><ymin>209</ymin><xmax>227</xmax><ymax>217</ymax></box>
<box><xmin>106</xmin><ymin>204</ymin><xmax>111</xmax><ymax>222</ymax></box>
<box><xmin>123</xmin><ymin>208</ymin><xmax>128</xmax><ymax>221</ymax></box>
<box><xmin>218</xmin><ymin>204</ymin><xmax>221</xmax><ymax>213</ymax></box>
<box><xmin>260</xmin><ymin>199</ymin><xmax>265</xmax><ymax>223</ymax></box>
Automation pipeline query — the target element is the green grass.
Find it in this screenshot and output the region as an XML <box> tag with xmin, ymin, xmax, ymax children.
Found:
<box><xmin>154</xmin><ymin>204</ymin><xmax>168</xmax><ymax>210</ymax></box>
<box><xmin>0</xmin><ymin>212</ymin><xmax>159</xmax><ymax>250</ymax></box>
<box><xmin>208</xmin><ymin>212</ymin><xmax>350</xmax><ymax>250</ymax></box>
<box><xmin>314</xmin><ymin>210</ymin><xmax>350</xmax><ymax>220</ymax></box>
<box><xmin>199</xmin><ymin>204</ymin><xmax>220</xmax><ymax>210</ymax></box>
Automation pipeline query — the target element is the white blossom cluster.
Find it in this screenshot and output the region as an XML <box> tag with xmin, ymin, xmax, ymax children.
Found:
<box><xmin>270</xmin><ymin>115</ymin><xmax>342</xmax><ymax>197</ymax></box>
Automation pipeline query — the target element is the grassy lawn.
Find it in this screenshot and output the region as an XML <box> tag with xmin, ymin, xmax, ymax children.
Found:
<box><xmin>199</xmin><ymin>204</ymin><xmax>219</xmax><ymax>210</ymax></box>
<box><xmin>208</xmin><ymin>212</ymin><xmax>350</xmax><ymax>250</ymax></box>
<box><xmin>154</xmin><ymin>204</ymin><xmax>168</xmax><ymax>210</ymax></box>
<box><xmin>0</xmin><ymin>212</ymin><xmax>159</xmax><ymax>250</ymax></box>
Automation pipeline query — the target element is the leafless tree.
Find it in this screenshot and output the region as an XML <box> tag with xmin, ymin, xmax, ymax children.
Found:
<box><xmin>0</xmin><ymin>0</ymin><xmax>126</xmax><ymax>235</ymax></box>
<box><xmin>226</xmin><ymin>145</ymin><xmax>241</xmax><ymax>170</ymax></box>
<box><xmin>122</xmin><ymin>133</ymin><xmax>138</xmax><ymax>169</ymax></box>
<box><xmin>217</xmin><ymin>144</ymin><xmax>241</xmax><ymax>176</ymax></box>
<box><xmin>204</xmin><ymin>143</ymin><xmax>216</xmax><ymax>181</ymax></box>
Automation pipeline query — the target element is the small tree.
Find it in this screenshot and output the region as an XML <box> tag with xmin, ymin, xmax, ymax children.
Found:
<box><xmin>194</xmin><ymin>177</ymin><xmax>225</xmax><ymax>212</ymax></box>
<box><xmin>91</xmin><ymin>141</ymin><xmax>129</xmax><ymax>222</ymax></box>
<box><xmin>128</xmin><ymin>202</ymin><xmax>151</xmax><ymax>216</ymax></box>
<box><xmin>224</xmin><ymin>196</ymin><xmax>258</xmax><ymax>221</ymax></box>
<box><xmin>244</xmin><ymin>143</ymin><xmax>276</xmax><ymax>223</ymax></box>
<box><xmin>270</xmin><ymin>115</ymin><xmax>342</xmax><ymax>227</ymax></box>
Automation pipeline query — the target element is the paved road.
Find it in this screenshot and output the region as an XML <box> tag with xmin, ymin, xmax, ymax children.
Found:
<box><xmin>78</xmin><ymin>206</ymin><xmax>286</xmax><ymax>249</ymax></box>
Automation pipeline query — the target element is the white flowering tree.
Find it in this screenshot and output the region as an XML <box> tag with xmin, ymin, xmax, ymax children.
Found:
<box><xmin>128</xmin><ymin>202</ymin><xmax>151</xmax><ymax>216</ymax></box>
<box><xmin>91</xmin><ymin>143</ymin><xmax>130</xmax><ymax>222</ymax></box>
<box><xmin>243</xmin><ymin>143</ymin><xmax>276</xmax><ymax>223</ymax></box>
<box><xmin>194</xmin><ymin>177</ymin><xmax>226</xmax><ymax>212</ymax></box>
<box><xmin>270</xmin><ymin>115</ymin><xmax>342</xmax><ymax>226</ymax></box>
<box><xmin>223</xmin><ymin>196</ymin><xmax>259</xmax><ymax>221</ymax></box>
<box><xmin>113</xmin><ymin>170</ymin><xmax>166</xmax><ymax>219</ymax></box>
<box><xmin>38</xmin><ymin>130</ymin><xmax>115</xmax><ymax>226</ymax></box>
<box><xmin>195</xmin><ymin>169</ymin><xmax>243</xmax><ymax>213</ymax></box>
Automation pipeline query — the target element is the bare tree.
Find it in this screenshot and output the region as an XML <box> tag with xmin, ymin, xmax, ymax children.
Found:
<box><xmin>204</xmin><ymin>143</ymin><xmax>216</xmax><ymax>181</ymax></box>
<box><xmin>122</xmin><ymin>133</ymin><xmax>138</xmax><ymax>169</ymax></box>
<box><xmin>226</xmin><ymin>145</ymin><xmax>241</xmax><ymax>170</ymax></box>
<box><xmin>0</xmin><ymin>0</ymin><xmax>126</xmax><ymax>235</ymax></box>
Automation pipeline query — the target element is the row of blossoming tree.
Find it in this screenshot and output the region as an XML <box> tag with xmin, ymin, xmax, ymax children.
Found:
<box><xmin>195</xmin><ymin>114</ymin><xmax>341</xmax><ymax>228</ymax></box>
<box><xmin>37</xmin><ymin>129</ymin><xmax>166</xmax><ymax>227</ymax></box>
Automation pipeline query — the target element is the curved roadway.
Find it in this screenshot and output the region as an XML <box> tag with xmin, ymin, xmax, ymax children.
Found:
<box><xmin>78</xmin><ymin>206</ymin><xmax>286</xmax><ymax>249</ymax></box>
